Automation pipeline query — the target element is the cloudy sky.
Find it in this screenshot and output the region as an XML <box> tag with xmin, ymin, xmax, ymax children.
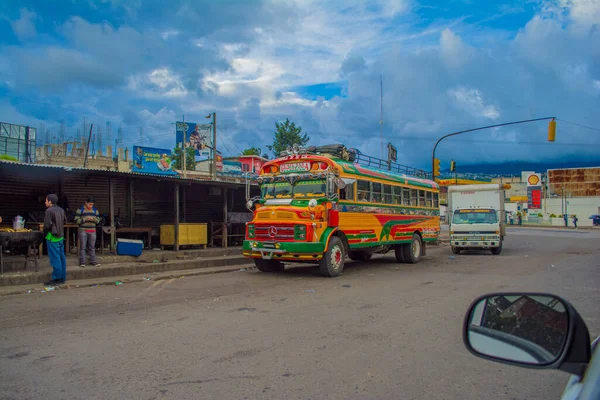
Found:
<box><xmin>1</xmin><ymin>0</ymin><xmax>599</xmax><ymax>169</ymax></box>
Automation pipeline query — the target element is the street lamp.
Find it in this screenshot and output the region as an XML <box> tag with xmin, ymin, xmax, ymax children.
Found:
<box><xmin>431</xmin><ymin>117</ymin><xmax>557</xmax><ymax>181</ymax></box>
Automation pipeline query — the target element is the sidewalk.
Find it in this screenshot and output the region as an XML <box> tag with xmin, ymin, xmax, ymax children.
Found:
<box><xmin>0</xmin><ymin>247</ymin><xmax>249</xmax><ymax>287</ymax></box>
<box><xmin>0</xmin><ymin>263</ymin><xmax>255</xmax><ymax>296</ymax></box>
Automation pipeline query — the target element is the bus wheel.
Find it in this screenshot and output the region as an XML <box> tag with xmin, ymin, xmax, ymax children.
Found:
<box><xmin>402</xmin><ymin>234</ymin><xmax>422</xmax><ymax>264</ymax></box>
<box><xmin>254</xmin><ymin>259</ymin><xmax>285</xmax><ymax>273</ymax></box>
<box><xmin>319</xmin><ymin>236</ymin><xmax>345</xmax><ymax>277</ymax></box>
<box><xmin>394</xmin><ymin>245</ymin><xmax>406</xmax><ymax>263</ymax></box>
<box><xmin>348</xmin><ymin>251</ymin><xmax>372</xmax><ymax>262</ymax></box>
<box><xmin>491</xmin><ymin>240</ymin><xmax>503</xmax><ymax>255</ymax></box>
<box><xmin>451</xmin><ymin>247</ymin><xmax>461</xmax><ymax>255</ymax></box>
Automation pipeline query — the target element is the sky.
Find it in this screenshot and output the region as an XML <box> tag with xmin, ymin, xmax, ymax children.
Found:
<box><xmin>0</xmin><ymin>0</ymin><xmax>599</xmax><ymax>169</ymax></box>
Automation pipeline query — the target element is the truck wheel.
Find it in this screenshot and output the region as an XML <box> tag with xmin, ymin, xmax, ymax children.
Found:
<box><xmin>394</xmin><ymin>245</ymin><xmax>406</xmax><ymax>263</ymax></box>
<box><xmin>451</xmin><ymin>247</ymin><xmax>461</xmax><ymax>255</ymax></box>
<box><xmin>402</xmin><ymin>234</ymin><xmax>422</xmax><ymax>264</ymax></box>
<box><xmin>348</xmin><ymin>251</ymin><xmax>372</xmax><ymax>262</ymax></box>
<box><xmin>491</xmin><ymin>241</ymin><xmax>503</xmax><ymax>255</ymax></box>
<box><xmin>254</xmin><ymin>259</ymin><xmax>285</xmax><ymax>272</ymax></box>
<box><xmin>319</xmin><ymin>236</ymin><xmax>345</xmax><ymax>277</ymax></box>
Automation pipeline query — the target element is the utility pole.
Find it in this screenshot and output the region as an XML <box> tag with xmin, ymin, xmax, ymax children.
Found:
<box><xmin>206</xmin><ymin>112</ymin><xmax>217</xmax><ymax>179</ymax></box>
<box><xmin>83</xmin><ymin>124</ymin><xmax>94</xmax><ymax>168</ymax></box>
<box><xmin>181</xmin><ymin>115</ymin><xmax>186</xmax><ymax>179</ymax></box>
<box><xmin>380</xmin><ymin>74</ymin><xmax>384</xmax><ymax>160</ymax></box>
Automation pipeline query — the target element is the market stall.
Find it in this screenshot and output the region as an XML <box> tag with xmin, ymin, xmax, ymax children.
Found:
<box><xmin>0</xmin><ymin>229</ymin><xmax>44</xmax><ymax>274</ymax></box>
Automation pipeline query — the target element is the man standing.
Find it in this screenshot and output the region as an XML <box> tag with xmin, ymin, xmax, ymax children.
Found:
<box><xmin>43</xmin><ymin>194</ymin><xmax>67</xmax><ymax>286</ymax></box>
<box><xmin>75</xmin><ymin>197</ymin><xmax>101</xmax><ymax>267</ymax></box>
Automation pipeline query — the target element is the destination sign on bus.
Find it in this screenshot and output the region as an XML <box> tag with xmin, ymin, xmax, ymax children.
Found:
<box><xmin>280</xmin><ymin>162</ymin><xmax>311</xmax><ymax>173</ymax></box>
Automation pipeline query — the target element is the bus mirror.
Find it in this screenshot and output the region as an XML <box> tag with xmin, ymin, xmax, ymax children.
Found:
<box><xmin>246</xmin><ymin>200</ymin><xmax>254</xmax><ymax>211</ymax></box>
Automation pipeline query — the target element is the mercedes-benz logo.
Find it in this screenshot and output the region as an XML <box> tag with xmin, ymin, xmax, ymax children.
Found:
<box><xmin>268</xmin><ymin>226</ymin><xmax>278</xmax><ymax>237</ymax></box>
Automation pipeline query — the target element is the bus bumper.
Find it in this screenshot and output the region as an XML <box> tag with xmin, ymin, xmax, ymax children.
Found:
<box><xmin>243</xmin><ymin>240</ymin><xmax>325</xmax><ymax>261</ymax></box>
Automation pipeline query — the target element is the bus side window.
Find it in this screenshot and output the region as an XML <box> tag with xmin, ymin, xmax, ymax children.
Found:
<box><xmin>433</xmin><ymin>192</ymin><xmax>439</xmax><ymax>208</ymax></box>
<box><xmin>419</xmin><ymin>190</ymin><xmax>426</xmax><ymax>206</ymax></box>
<box><xmin>426</xmin><ymin>191</ymin><xmax>432</xmax><ymax>208</ymax></box>
<box><xmin>357</xmin><ymin>180</ymin><xmax>369</xmax><ymax>202</ymax></box>
<box><xmin>340</xmin><ymin>182</ymin><xmax>355</xmax><ymax>201</ymax></box>
<box><xmin>383</xmin><ymin>185</ymin><xmax>392</xmax><ymax>204</ymax></box>
<box><xmin>393</xmin><ymin>186</ymin><xmax>402</xmax><ymax>204</ymax></box>
<box><xmin>411</xmin><ymin>189</ymin><xmax>418</xmax><ymax>206</ymax></box>
<box><xmin>372</xmin><ymin>182</ymin><xmax>382</xmax><ymax>202</ymax></box>
<box><xmin>403</xmin><ymin>188</ymin><xmax>411</xmax><ymax>206</ymax></box>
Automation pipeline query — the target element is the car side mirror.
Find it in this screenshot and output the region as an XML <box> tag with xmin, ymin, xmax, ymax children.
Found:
<box><xmin>463</xmin><ymin>293</ymin><xmax>592</xmax><ymax>377</ymax></box>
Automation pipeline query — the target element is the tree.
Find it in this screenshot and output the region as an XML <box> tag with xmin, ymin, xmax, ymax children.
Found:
<box><xmin>267</xmin><ymin>118</ymin><xmax>309</xmax><ymax>158</ymax></box>
<box><xmin>241</xmin><ymin>147</ymin><xmax>262</xmax><ymax>156</ymax></box>
<box><xmin>171</xmin><ymin>146</ymin><xmax>196</xmax><ymax>170</ymax></box>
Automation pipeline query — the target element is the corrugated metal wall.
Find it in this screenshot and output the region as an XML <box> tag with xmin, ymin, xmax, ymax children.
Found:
<box><xmin>62</xmin><ymin>173</ymin><xmax>128</xmax><ymax>223</ymax></box>
<box><xmin>0</xmin><ymin>164</ymin><xmax>61</xmax><ymax>222</ymax></box>
<box><xmin>183</xmin><ymin>183</ymin><xmax>225</xmax><ymax>223</ymax></box>
<box><xmin>132</xmin><ymin>179</ymin><xmax>177</xmax><ymax>228</ymax></box>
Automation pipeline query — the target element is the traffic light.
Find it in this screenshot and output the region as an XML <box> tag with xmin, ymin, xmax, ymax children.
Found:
<box><xmin>450</xmin><ymin>160</ymin><xmax>456</xmax><ymax>172</ymax></box>
<box><xmin>548</xmin><ymin>118</ymin><xmax>556</xmax><ymax>142</ymax></box>
<box><xmin>433</xmin><ymin>158</ymin><xmax>441</xmax><ymax>178</ymax></box>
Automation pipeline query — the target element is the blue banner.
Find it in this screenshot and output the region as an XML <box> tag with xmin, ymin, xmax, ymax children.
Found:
<box><xmin>132</xmin><ymin>146</ymin><xmax>177</xmax><ymax>175</ymax></box>
<box><xmin>220</xmin><ymin>160</ymin><xmax>242</xmax><ymax>176</ymax></box>
<box><xmin>176</xmin><ymin>121</ymin><xmax>212</xmax><ymax>161</ymax></box>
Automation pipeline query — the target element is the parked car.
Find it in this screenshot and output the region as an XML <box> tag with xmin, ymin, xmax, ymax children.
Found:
<box><xmin>589</xmin><ymin>215</ymin><xmax>600</xmax><ymax>226</ymax></box>
<box><xmin>463</xmin><ymin>292</ymin><xmax>599</xmax><ymax>400</ymax></box>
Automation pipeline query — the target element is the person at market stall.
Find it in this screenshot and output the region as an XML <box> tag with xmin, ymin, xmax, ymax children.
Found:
<box><xmin>43</xmin><ymin>194</ymin><xmax>67</xmax><ymax>286</ymax></box>
<box><xmin>74</xmin><ymin>197</ymin><xmax>101</xmax><ymax>268</ymax></box>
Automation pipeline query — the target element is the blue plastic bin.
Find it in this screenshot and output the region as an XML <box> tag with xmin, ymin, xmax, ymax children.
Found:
<box><xmin>116</xmin><ymin>239</ymin><xmax>144</xmax><ymax>257</ymax></box>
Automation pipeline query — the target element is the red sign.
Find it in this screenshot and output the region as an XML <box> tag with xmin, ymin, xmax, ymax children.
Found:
<box><xmin>528</xmin><ymin>187</ymin><xmax>542</xmax><ymax>209</ymax></box>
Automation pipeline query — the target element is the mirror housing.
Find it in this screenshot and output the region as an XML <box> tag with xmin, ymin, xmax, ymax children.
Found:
<box><xmin>463</xmin><ymin>292</ymin><xmax>591</xmax><ymax>377</ymax></box>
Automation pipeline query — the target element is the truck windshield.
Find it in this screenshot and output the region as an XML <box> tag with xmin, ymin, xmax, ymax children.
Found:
<box><xmin>453</xmin><ymin>209</ymin><xmax>498</xmax><ymax>224</ymax></box>
<box><xmin>261</xmin><ymin>180</ymin><xmax>326</xmax><ymax>199</ymax></box>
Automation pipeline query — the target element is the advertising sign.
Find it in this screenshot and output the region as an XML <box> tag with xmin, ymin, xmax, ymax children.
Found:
<box><xmin>176</xmin><ymin>121</ymin><xmax>213</xmax><ymax>160</ymax></box>
<box><xmin>527</xmin><ymin>186</ymin><xmax>542</xmax><ymax>209</ymax></box>
<box><xmin>280</xmin><ymin>162</ymin><xmax>311</xmax><ymax>173</ymax></box>
<box><xmin>221</xmin><ymin>160</ymin><xmax>242</xmax><ymax>176</ymax></box>
<box><xmin>526</xmin><ymin>173</ymin><xmax>541</xmax><ymax>187</ymax></box>
<box><xmin>132</xmin><ymin>146</ymin><xmax>177</xmax><ymax>175</ymax></box>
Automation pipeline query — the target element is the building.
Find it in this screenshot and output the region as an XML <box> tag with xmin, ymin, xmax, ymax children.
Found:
<box><xmin>238</xmin><ymin>155</ymin><xmax>268</xmax><ymax>174</ymax></box>
<box><xmin>35</xmin><ymin>141</ymin><xmax>131</xmax><ymax>172</ymax></box>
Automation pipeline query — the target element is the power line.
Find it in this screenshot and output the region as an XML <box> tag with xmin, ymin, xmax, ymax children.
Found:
<box><xmin>557</xmin><ymin>119</ymin><xmax>600</xmax><ymax>133</ymax></box>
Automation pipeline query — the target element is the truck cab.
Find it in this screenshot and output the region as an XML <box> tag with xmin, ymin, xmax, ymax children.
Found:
<box><xmin>448</xmin><ymin>184</ymin><xmax>505</xmax><ymax>255</ymax></box>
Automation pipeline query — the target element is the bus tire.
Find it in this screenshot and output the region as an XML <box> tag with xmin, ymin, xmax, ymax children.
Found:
<box><xmin>254</xmin><ymin>259</ymin><xmax>285</xmax><ymax>273</ymax></box>
<box><xmin>394</xmin><ymin>245</ymin><xmax>406</xmax><ymax>263</ymax></box>
<box><xmin>402</xmin><ymin>234</ymin><xmax>422</xmax><ymax>264</ymax></box>
<box><xmin>348</xmin><ymin>251</ymin><xmax>372</xmax><ymax>262</ymax></box>
<box><xmin>319</xmin><ymin>236</ymin><xmax>345</xmax><ymax>277</ymax></box>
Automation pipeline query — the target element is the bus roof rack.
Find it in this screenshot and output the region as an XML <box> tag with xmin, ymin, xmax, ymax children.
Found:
<box><xmin>278</xmin><ymin>143</ymin><xmax>432</xmax><ymax>180</ymax></box>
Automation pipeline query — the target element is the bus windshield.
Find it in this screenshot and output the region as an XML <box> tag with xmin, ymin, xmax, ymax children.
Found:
<box><xmin>453</xmin><ymin>209</ymin><xmax>498</xmax><ymax>224</ymax></box>
<box><xmin>261</xmin><ymin>180</ymin><xmax>326</xmax><ymax>199</ymax></box>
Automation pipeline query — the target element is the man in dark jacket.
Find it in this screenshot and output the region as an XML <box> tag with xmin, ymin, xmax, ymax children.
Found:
<box><xmin>43</xmin><ymin>194</ymin><xmax>67</xmax><ymax>286</ymax></box>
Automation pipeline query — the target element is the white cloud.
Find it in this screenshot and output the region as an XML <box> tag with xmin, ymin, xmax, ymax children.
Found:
<box><xmin>10</xmin><ymin>8</ymin><xmax>38</xmax><ymax>40</ymax></box>
<box><xmin>448</xmin><ymin>87</ymin><xmax>500</xmax><ymax>120</ymax></box>
<box><xmin>128</xmin><ymin>68</ymin><xmax>187</xmax><ymax>98</ymax></box>
<box><xmin>440</xmin><ymin>29</ymin><xmax>473</xmax><ymax>69</ymax></box>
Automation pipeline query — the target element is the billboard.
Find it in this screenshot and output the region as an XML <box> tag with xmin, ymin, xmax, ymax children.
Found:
<box><xmin>547</xmin><ymin>167</ymin><xmax>600</xmax><ymax>197</ymax></box>
<box><xmin>176</xmin><ymin>121</ymin><xmax>212</xmax><ymax>161</ymax></box>
<box><xmin>221</xmin><ymin>160</ymin><xmax>242</xmax><ymax>176</ymax></box>
<box><xmin>1</xmin><ymin>122</ymin><xmax>36</xmax><ymax>163</ymax></box>
<box><xmin>132</xmin><ymin>146</ymin><xmax>177</xmax><ymax>175</ymax></box>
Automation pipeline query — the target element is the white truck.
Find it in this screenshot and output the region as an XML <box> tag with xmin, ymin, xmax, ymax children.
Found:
<box><xmin>447</xmin><ymin>184</ymin><xmax>506</xmax><ymax>255</ymax></box>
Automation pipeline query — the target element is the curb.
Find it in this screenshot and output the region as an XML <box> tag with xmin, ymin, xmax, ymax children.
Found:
<box><xmin>0</xmin><ymin>264</ymin><xmax>256</xmax><ymax>297</ymax></box>
<box><xmin>0</xmin><ymin>255</ymin><xmax>249</xmax><ymax>286</ymax></box>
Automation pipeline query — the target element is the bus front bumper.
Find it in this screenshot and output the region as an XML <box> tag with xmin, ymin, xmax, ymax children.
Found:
<box><xmin>243</xmin><ymin>240</ymin><xmax>325</xmax><ymax>261</ymax></box>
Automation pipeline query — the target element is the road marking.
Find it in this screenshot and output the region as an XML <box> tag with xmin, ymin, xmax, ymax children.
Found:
<box><xmin>135</xmin><ymin>279</ymin><xmax>166</xmax><ymax>299</ymax></box>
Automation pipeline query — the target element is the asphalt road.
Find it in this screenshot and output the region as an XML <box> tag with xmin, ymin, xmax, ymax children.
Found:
<box><xmin>1</xmin><ymin>230</ymin><xmax>598</xmax><ymax>400</ymax></box>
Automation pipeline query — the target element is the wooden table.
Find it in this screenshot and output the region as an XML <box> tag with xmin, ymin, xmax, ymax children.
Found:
<box><xmin>27</xmin><ymin>222</ymin><xmax>79</xmax><ymax>255</ymax></box>
<box><xmin>116</xmin><ymin>227</ymin><xmax>153</xmax><ymax>248</ymax></box>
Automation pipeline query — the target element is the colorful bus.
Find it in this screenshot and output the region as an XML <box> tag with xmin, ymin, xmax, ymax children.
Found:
<box><xmin>243</xmin><ymin>145</ymin><xmax>440</xmax><ymax>277</ymax></box>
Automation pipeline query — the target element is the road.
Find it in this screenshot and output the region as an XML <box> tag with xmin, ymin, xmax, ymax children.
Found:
<box><xmin>1</xmin><ymin>229</ymin><xmax>598</xmax><ymax>400</ymax></box>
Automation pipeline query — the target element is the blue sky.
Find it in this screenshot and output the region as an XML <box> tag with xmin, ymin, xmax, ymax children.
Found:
<box><xmin>0</xmin><ymin>0</ymin><xmax>599</xmax><ymax>169</ymax></box>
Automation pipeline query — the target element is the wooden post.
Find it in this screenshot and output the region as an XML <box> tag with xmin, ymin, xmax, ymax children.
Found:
<box><xmin>182</xmin><ymin>185</ymin><xmax>187</xmax><ymax>223</ymax></box>
<box><xmin>127</xmin><ymin>178</ymin><xmax>134</xmax><ymax>227</ymax></box>
<box><xmin>109</xmin><ymin>177</ymin><xmax>115</xmax><ymax>250</ymax></box>
<box><xmin>223</xmin><ymin>187</ymin><xmax>228</xmax><ymax>248</ymax></box>
<box><xmin>174</xmin><ymin>183</ymin><xmax>180</xmax><ymax>251</ymax></box>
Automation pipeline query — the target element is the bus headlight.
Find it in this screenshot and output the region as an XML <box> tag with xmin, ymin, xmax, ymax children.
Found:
<box><xmin>294</xmin><ymin>225</ymin><xmax>306</xmax><ymax>240</ymax></box>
